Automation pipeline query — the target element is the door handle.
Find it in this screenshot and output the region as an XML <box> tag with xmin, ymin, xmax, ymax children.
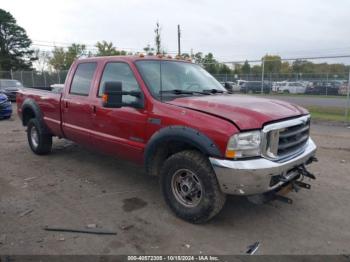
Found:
<box><xmin>91</xmin><ymin>105</ymin><xmax>97</xmax><ymax>114</ymax></box>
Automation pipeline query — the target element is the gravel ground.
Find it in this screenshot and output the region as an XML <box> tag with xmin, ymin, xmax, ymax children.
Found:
<box><xmin>0</xmin><ymin>106</ymin><xmax>350</xmax><ymax>255</ymax></box>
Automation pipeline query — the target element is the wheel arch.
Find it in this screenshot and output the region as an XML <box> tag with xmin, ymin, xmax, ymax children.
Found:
<box><xmin>21</xmin><ymin>99</ymin><xmax>43</xmax><ymax>126</ymax></box>
<box><xmin>144</xmin><ymin>126</ymin><xmax>222</xmax><ymax>176</ymax></box>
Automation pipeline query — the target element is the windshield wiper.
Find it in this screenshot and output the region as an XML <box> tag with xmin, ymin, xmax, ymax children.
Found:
<box><xmin>159</xmin><ymin>89</ymin><xmax>210</xmax><ymax>95</ymax></box>
<box><xmin>203</xmin><ymin>89</ymin><xmax>225</xmax><ymax>94</ymax></box>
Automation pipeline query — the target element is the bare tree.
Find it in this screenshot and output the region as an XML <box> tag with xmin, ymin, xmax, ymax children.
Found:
<box><xmin>33</xmin><ymin>49</ymin><xmax>51</xmax><ymax>71</ymax></box>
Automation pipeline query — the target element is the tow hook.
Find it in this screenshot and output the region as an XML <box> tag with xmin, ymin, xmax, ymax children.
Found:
<box><xmin>274</xmin><ymin>164</ymin><xmax>316</xmax><ymax>204</ymax></box>
<box><xmin>296</xmin><ymin>165</ymin><xmax>316</xmax><ymax>180</ymax></box>
<box><xmin>305</xmin><ymin>156</ymin><xmax>318</xmax><ymax>165</ymax></box>
<box><xmin>293</xmin><ymin>180</ymin><xmax>311</xmax><ymax>190</ymax></box>
<box><xmin>274</xmin><ymin>194</ymin><xmax>293</xmax><ymax>204</ymax></box>
<box><xmin>248</xmin><ymin>160</ymin><xmax>318</xmax><ymax>205</ymax></box>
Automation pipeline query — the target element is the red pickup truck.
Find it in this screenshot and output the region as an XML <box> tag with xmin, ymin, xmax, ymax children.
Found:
<box><xmin>17</xmin><ymin>55</ymin><xmax>317</xmax><ymax>223</ymax></box>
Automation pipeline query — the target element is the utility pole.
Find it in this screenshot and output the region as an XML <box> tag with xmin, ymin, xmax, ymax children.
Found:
<box><xmin>261</xmin><ymin>58</ymin><xmax>265</xmax><ymax>94</ymax></box>
<box><xmin>346</xmin><ymin>69</ymin><xmax>350</xmax><ymax>123</ymax></box>
<box><xmin>177</xmin><ymin>24</ymin><xmax>181</xmax><ymax>56</ymax></box>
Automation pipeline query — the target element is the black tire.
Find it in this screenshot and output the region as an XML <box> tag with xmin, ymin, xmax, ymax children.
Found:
<box><xmin>27</xmin><ymin>118</ymin><xmax>52</xmax><ymax>155</ymax></box>
<box><xmin>160</xmin><ymin>150</ymin><xmax>226</xmax><ymax>224</ymax></box>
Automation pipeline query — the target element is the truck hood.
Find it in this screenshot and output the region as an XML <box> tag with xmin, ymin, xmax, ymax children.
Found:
<box><xmin>167</xmin><ymin>94</ymin><xmax>308</xmax><ymax>130</ymax></box>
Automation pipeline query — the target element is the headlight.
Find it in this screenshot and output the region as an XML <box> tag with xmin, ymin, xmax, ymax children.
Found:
<box><xmin>226</xmin><ymin>131</ymin><xmax>261</xmax><ymax>158</ymax></box>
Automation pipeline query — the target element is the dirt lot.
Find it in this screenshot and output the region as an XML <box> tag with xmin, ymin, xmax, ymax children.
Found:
<box><xmin>0</xmin><ymin>106</ymin><xmax>350</xmax><ymax>255</ymax></box>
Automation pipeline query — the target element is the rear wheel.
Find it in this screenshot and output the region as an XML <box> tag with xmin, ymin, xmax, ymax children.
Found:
<box><xmin>160</xmin><ymin>150</ymin><xmax>226</xmax><ymax>223</ymax></box>
<box><xmin>27</xmin><ymin>118</ymin><xmax>52</xmax><ymax>155</ymax></box>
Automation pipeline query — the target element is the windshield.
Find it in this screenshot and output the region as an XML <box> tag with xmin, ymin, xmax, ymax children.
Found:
<box><xmin>135</xmin><ymin>60</ymin><xmax>225</xmax><ymax>98</ymax></box>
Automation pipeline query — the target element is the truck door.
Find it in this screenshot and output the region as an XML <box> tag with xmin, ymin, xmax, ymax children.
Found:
<box><xmin>61</xmin><ymin>62</ymin><xmax>97</xmax><ymax>146</ymax></box>
<box><xmin>90</xmin><ymin>62</ymin><xmax>148</xmax><ymax>163</ymax></box>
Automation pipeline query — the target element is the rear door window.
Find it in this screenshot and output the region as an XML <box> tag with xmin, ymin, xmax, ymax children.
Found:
<box><xmin>70</xmin><ymin>63</ymin><xmax>97</xmax><ymax>96</ymax></box>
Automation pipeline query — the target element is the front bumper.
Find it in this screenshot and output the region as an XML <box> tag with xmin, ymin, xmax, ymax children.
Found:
<box><xmin>210</xmin><ymin>138</ymin><xmax>317</xmax><ymax>195</ymax></box>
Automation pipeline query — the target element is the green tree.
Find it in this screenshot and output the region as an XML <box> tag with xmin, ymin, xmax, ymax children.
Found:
<box><xmin>96</xmin><ymin>41</ymin><xmax>116</xmax><ymax>56</ymax></box>
<box><xmin>263</xmin><ymin>55</ymin><xmax>282</xmax><ymax>73</ymax></box>
<box><xmin>49</xmin><ymin>43</ymin><xmax>86</xmax><ymax>70</ymax></box>
<box><xmin>241</xmin><ymin>60</ymin><xmax>251</xmax><ymax>74</ymax></box>
<box><xmin>251</xmin><ymin>65</ymin><xmax>262</xmax><ymax>75</ymax></box>
<box><xmin>95</xmin><ymin>41</ymin><xmax>127</xmax><ymax>56</ymax></box>
<box><xmin>233</xmin><ymin>63</ymin><xmax>242</xmax><ymax>75</ymax></box>
<box><xmin>280</xmin><ymin>61</ymin><xmax>291</xmax><ymax>74</ymax></box>
<box><xmin>143</xmin><ymin>44</ymin><xmax>154</xmax><ymax>55</ymax></box>
<box><xmin>193</xmin><ymin>52</ymin><xmax>203</xmax><ymax>64</ymax></box>
<box><xmin>218</xmin><ymin>64</ymin><xmax>231</xmax><ymax>74</ymax></box>
<box><xmin>49</xmin><ymin>47</ymin><xmax>67</xmax><ymax>71</ymax></box>
<box><xmin>202</xmin><ymin>53</ymin><xmax>219</xmax><ymax>74</ymax></box>
<box><xmin>0</xmin><ymin>9</ymin><xmax>36</xmax><ymax>70</ymax></box>
<box><xmin>292</xmin><ymin>59</ymin><xmax>314</xmax><ymax>74</ymax></box>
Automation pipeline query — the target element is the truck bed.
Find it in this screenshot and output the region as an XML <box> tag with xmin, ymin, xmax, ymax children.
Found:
<box><xmin>17</xmin><ymin>88</ymin><xmax>64</xmax><ymax>137</ymax></box>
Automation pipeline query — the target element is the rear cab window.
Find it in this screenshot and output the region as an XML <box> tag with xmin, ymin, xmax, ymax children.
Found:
<box><xmin>70</xmin><ymin>62</ymin><xmax>97</xmax><ymax>96</ymax></box>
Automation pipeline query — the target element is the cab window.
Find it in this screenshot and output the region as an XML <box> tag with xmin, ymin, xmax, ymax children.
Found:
<box><xmin>70</xmin><ymin>63</ymin><xmax>97</xmax><ymax>96</ymax></box>
<box><xmin>98</xmin><ymin>62</ymin><xmax>141</xmax><ymax>103</ymax></box>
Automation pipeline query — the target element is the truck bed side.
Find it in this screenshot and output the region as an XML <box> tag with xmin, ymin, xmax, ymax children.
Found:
<box><xmin>17</xmin><ymin>88</ymin><xmax>64</xmax><ymax>137</ymax></box>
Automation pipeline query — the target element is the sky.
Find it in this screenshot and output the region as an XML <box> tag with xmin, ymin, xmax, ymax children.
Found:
<box><xmin>2</xmin><ymin>0</ymin><xmax>350</xmax><ymax>63</ymax></box>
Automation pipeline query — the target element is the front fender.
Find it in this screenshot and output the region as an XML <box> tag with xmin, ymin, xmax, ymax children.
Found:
<box><xmin>144</xmin><ymin>125</ymin><xmax>223</xmax><ymax>174</ymax></box>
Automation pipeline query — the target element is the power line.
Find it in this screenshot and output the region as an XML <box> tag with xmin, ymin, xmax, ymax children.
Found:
<box><xmin>31</xmin><ymin>40</ymin><xmax>190</xmax><ymax>54</ymax></box>
<box><xmin>200</xmin><ymin>54</ymin><xmax>350</xmax><ymax>65</ymax></box>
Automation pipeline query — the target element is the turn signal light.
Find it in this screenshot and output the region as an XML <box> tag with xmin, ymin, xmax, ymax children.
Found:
<box><xmin>225</xmin><ymin>150</ymin><xmax>236</xmax><ymax>158</ymax></box>
<box><xmin>102</xmin><ymin>94</ymin><xmax>108</xmax><ymax>103</ymax></box>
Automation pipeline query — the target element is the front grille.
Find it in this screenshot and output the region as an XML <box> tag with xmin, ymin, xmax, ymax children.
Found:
<box><xmin>262</xmin><ymin>115</ymin><xmax>310</xmax><ymax>160</ymax></box>
<box><xmin>278</xmin><ymin>120</ymin><xmax>310</xmax><ymax>156</ymax></box>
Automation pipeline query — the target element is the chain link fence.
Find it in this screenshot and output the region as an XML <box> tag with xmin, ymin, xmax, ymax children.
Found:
<box><xmin>0</xmin><ymin>70</ymin><xmax>68</xmax><ymax>89</ymax></box>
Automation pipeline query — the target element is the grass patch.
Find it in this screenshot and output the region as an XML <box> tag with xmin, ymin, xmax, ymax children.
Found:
<box><xmin>306</xmin><ymin>106</ymin><xmax>348</xmax><ymax>122</ymax></box>
<box><xmin>254</xmin><ymin>93</ymin><xmax>347</xmax><ymax>99</ymax></box>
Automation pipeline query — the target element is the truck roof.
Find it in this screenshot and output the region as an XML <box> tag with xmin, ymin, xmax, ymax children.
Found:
<box><xmin>74</xmin><ymin>55</ymin><xmax>192</xmax><ymax>64</ymax></box>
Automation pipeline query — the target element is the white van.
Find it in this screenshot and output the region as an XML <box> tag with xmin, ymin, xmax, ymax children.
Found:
<box><xmin>277</xmin><ymin>82</ymin><xmax>306</xmax><ymax>94</ymax></box>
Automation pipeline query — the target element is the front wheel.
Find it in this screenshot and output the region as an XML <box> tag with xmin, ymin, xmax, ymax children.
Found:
<box><xmin>160</xmin><ymin>150</ymin><xmax>226</xmax><ymax>223</ymax></box>
<box><xmin>27</xmin><ymin>118</ymin><xmax>52</xmax><ymax>155</ymax></box>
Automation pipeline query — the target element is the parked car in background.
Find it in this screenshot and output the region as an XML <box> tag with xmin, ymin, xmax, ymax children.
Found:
<box><xmin>221</xmin><ymin>81</ymin><xmax>241</xmax><ymax>92</ymax></box>
<box><xmin>276</xmin><ymin>82</ymin><xmax>306</xmax><ymax>94</ymax></box>
<box><xmin>0</xmin><ymin>79</ymin><xmax>24</xmax><ymax>101</ymax></box>
<box><xmin>338</xmin><ymin>82</ymin><xmax>349</xmax><ymax>96</ymax></box>
<box><xmin>272</xmin><ymin>81</ymin><xmax>287</xmax><ymax>92</ymax></box>
<box><xmin>0</xmin><ymin>93</ymin><xmax>12</xmax><ymax>119</ymax></box>
<box><xmin>305</xmin><ymin>81</ymin><xmax>339</xmax><ymax>95</ymax></box>
<box><xmin>241</xmin><ymin>81</ymin><xmax>271</xmax><ymax>94</ymax></box>
<box><xmin>50</xmin><ymin>84</ymin><xmax>64</xmax><ymax>93</ymax></box>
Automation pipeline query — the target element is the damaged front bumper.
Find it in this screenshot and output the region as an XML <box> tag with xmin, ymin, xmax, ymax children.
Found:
<box><xmin>210</xmin><ymin>138</ymin><xmax>317</xmax><ymax>196</ymax></box>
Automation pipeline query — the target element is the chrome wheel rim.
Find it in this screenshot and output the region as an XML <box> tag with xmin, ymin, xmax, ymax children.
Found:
<box><xmin>171</xmin><ymin>169</ymin><xmax>203</xmax><ymax>208</ymax></box>
<box><xmin>31</xmin><ymin>126</ymin><xmax>39</xmax><ymax>148</ymax></box>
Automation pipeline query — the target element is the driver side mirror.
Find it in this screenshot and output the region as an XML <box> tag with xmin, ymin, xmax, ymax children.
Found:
<box><xmin>102</xmin><ymin>81</ymin><xmax>143</xmax><ymax>108</ymax></box>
